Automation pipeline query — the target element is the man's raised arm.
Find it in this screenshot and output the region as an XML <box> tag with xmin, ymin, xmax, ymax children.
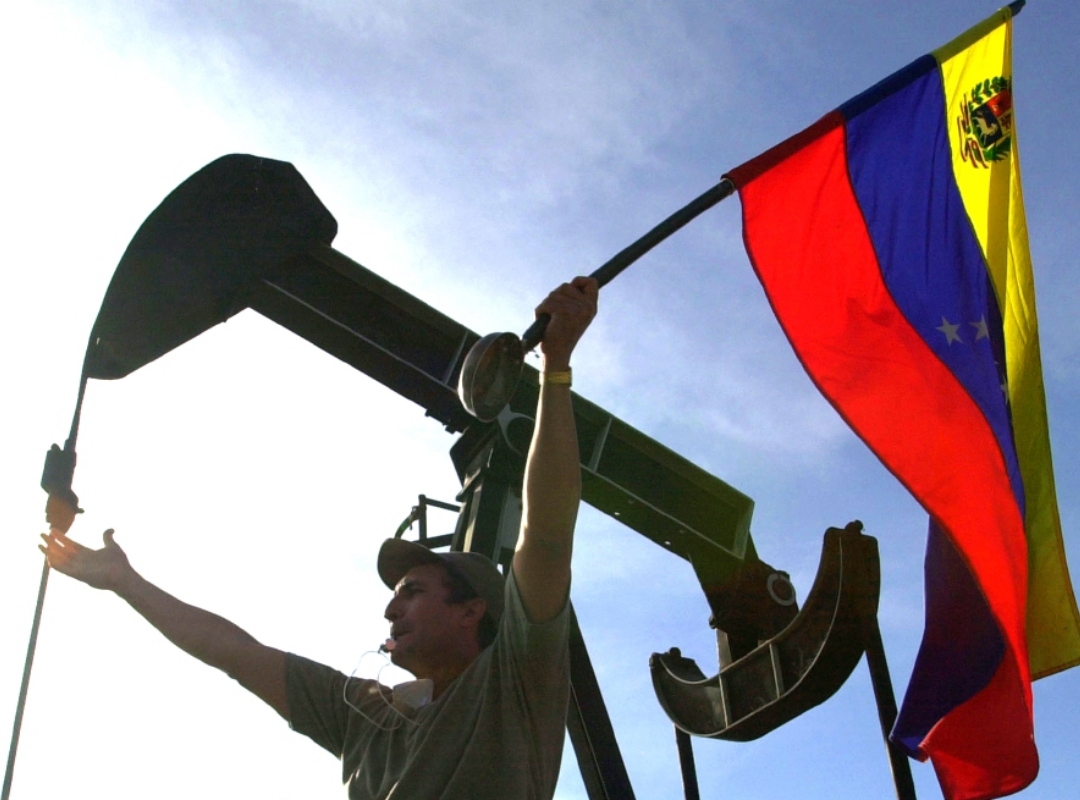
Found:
<box><xmin>512</xmin><ymin>276</ymin><xmax>598</xmax><ymax>623</ymax></box>
<box><xmin>39</xmin><ymin>529</ymin><xmax>289</xmax><ymax>718</ymax></box>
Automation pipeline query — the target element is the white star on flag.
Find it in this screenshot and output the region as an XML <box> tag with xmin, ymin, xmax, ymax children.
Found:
<box><xmin>936</xmin><ymin>316</ymin><xmax>962</xmax><ymax>344</ymax></box>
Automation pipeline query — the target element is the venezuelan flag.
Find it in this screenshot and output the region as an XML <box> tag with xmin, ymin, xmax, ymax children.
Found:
<box><xmin>725</xmin><ymin>3</ymin><xmax>1080</xmax><ymax>799</ymax></box>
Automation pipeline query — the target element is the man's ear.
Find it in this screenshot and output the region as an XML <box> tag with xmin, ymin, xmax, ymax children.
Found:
<box><xmin>459</xmin><ymin>597</ymin><xmax>488</xmax><ymax>627</ymax></box>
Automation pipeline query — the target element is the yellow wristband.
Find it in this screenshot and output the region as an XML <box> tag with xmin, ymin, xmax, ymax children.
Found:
<box><xmin>541</xmin><ymin>369</ymin><xmax>572</xmax><ymax>386</ymax></box>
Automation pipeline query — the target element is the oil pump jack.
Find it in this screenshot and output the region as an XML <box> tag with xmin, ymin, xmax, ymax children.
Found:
<box><xmin>37</xmin><ymin>154</ymin><xmax>913</xmax><ymax>799</ymax></box>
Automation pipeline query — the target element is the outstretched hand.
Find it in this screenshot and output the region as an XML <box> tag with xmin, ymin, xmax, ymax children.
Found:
<box><xmin>39</xmin><ymin>529</ymin><xmax>133</xmax><ymax>592</ymax></box>
<box><xmin>535</xmin><ymin>276</ymin><xmax>598</xmax><ymax>371</ymax></box>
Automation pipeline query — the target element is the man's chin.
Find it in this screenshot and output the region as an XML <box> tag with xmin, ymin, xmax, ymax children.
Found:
<box><xmin>387</xmin><ymin>647</ymin><xmax>412</xmax><ymax>670</ymax></box>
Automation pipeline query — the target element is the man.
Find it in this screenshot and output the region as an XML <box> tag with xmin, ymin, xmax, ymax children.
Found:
<box><xmin>40</xmin><ymin>276</ymin><xmax>599</xmax><ymax>800</ymax></box>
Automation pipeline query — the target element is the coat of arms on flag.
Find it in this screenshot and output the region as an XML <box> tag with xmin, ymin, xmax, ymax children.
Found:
<box><xmin>958</xmin><ymin>76</ymin><xmax>1013</xmax><ymax>166</ymax></box>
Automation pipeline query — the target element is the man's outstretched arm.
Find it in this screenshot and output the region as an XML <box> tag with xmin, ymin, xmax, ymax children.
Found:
<box><xmin>513</xmin><ymin>276</ymin><xmax>598</xmax><ymax>623</ymax></box>
<box><xmin>39</xmin><ymin>529</ymin><xmax>289</xmax><ymax>718</ymax></box>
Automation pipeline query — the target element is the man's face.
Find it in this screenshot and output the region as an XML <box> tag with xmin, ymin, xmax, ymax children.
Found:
<box><xmin>383</xmin><ymin>563</ymin><xmax>477</xmax><ymax>676</ymax></box>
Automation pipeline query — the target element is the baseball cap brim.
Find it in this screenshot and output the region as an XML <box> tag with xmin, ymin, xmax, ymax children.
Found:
<box><xmin>377</xmin><ymin>538</ymin><xmax>505</xmax><ymax>623</ymax></box>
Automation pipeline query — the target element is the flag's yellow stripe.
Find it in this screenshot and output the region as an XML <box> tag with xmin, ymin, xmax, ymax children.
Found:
<box><xmin>937</xmin><ymin>15</ymin><xmax>1080</xmax><ymax>678</ymax></box>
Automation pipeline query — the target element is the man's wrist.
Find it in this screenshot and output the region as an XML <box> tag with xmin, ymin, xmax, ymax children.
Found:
<box><xmin>541</xmin><ymin>368</ymin><xmax>572</xmax><ymax>387</ymax></box>
<box><xmin>540</xmin><ymin>353</ymin><xmax>571</xmax><ymax>373</ymax></box>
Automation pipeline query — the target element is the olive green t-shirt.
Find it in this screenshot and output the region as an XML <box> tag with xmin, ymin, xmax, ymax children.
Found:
<box><xmin>285</xmin><ymin>570</ymin><xmax>571</xmax><ymax>799</ymax></box>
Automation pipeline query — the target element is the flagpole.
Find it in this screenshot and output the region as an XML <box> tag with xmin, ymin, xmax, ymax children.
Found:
<box><xmin>520</xmin><ymin>176</ymin><xmax>736</xmax><ymax>351</ymax></box>
<box><xmin>590</xmin><ymin>177</ymin><xmax>736</xmax><ymax>288</ymax></box>
<box><xmin>2</xmin><ymin>558</ymin><xmax>52</xmax><ymax>800</ymax></box>
<box><xmin>459</xmin><ymin>175</ymin><xmax>737</xmax><ymax>420</ymax></box>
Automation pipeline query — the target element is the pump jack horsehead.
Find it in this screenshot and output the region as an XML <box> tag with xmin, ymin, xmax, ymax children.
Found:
<box><xmin>36</xmin><ymin>154</ymin><xmax>900</xmax><ymax>798</ymax></box>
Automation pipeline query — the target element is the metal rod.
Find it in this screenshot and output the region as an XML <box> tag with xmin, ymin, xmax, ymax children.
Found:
<box><xmin>592</xmin><ymin>177</ymin><xmax>735</xmax><ymax>287</ymax></box>
<box><xmin>674</xmin><ymin>728</ymin><xmax>701</xmax><ymax>800</ymax></box>
<box><xmin>863</xmin><ymin>614</ymin><xmax>917</xmax><ymax>800</ymax></box>
<box><xmin>520</xmin><ymin>177</ymin><xmax>735</xmax><ymax>351</ymax></box>
<box><xmin>419</xmin><ymin>496</ymin><xmax>461</xmax><ymax>513</ymax></box>
<box><xmin>2</xmin><ymin>558</ymin><xmax>51</xmax><ymax>800</ymax></box>
<box><xmin>566</xmin><ymin>609</ymin><xmax>637</xmax><ymax>800</ymax></box>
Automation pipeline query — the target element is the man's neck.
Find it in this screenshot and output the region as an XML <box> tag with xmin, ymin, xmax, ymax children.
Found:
<box><xmin>422</xmin><ymin>646</ymin><xmax>482</xmax><ymax>699</ymax></box>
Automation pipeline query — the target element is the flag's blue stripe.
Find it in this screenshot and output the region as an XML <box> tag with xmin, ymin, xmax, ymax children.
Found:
<box><xmin>840</xmin><ymin>68</ymin><xmax>1024</xmax><ymax>512</ymax></box>
<box><xmin>839</xmin><ymin>54</ymin><xmax>937</xmax><ymax>120</ymax></box>
<box><xmin>893</xmin><ymin>521</ymin><xmax>1006</xmax><ymax>755</ymax></box>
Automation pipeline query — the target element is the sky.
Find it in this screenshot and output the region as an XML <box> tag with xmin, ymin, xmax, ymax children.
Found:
<box><xmin>1</xmin><ymin>1</ymin><xmax>1077</xmax><ymax>798</ymax></box>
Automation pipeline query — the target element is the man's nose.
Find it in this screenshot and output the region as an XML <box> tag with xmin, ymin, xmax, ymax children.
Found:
<box><xmin>384</xmin><ymin>595</ymin><xmax>401</xmax><ymax>621</ymax></box>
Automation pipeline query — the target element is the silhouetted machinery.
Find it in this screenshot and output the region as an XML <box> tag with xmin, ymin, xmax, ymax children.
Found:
<box><xmin>43</xmin><ymin>155</ymin><xmax>910</xmax><ymax>799</ymax></box>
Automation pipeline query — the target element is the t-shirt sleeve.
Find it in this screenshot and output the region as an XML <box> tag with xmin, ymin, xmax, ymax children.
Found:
<box><xmin>284</xmin><ymin>653</ymin><xmax>352</xmax><ymax>757</ymax></box>
<box><xmin>498</xmin><ymin>568</ymin><xmax>571</xmax><ymax>689</ymax></box>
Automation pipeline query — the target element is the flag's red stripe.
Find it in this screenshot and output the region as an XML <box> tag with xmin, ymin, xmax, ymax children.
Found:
<box><xmin>926</xmin><ymin>653</ymin><xmax>1038</xmax><ymax>800</ymax></box>
<box><xmin>738</xmin><ymin>125</ymin><xmax>1030</xmax><ymax>678</ymax></box>
<box><xmin>726</xmin><ymin>112</ymin><xmax>842</xmax><ymax>188</ymax></box>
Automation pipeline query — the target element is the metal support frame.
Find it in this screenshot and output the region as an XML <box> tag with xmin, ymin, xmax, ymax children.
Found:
<box><xmin>567</xmin><ymin>610</ymin><xmax>637</xmax><ymax>800</ymax></box>
<box><xmin>674</xmin><ymin>728</ymin><xmax>701</xmax><ymax>800</ymax></box>
<box><xmin>661</xmin><ymin>633</ymin><xmax>916</xmax><ymax>800</ymax></box>
<box><xmin>863</xmin><ymin>616</ymin><xmax>918</xmax><ymax>800</ymax></box>
<box><xmin>447</xmin><ymin>427</ymin><xmax>523</xmax><ymax>567</ymax></box>
<box><xmin>393</xmin><ymin>494</ymin><xmax>459</xmax><ymax>550</ymax></box>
